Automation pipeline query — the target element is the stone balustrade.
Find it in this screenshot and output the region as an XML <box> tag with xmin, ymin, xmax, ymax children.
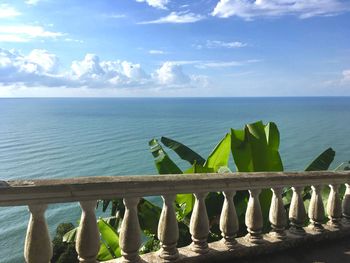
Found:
<box><xmin>1</xmin><ymin>171</ymin><xmax>350</xmax><ymax>263</ymax></box>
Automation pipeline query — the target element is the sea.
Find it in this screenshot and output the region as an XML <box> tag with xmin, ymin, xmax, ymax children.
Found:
<box><xmin>0</xmin><ymin>97</ymin><xmax>350</xmax><ymax>262</ymax></box>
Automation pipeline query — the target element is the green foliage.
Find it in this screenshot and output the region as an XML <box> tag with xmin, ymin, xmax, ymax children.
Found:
<box><xmin>52</xmin><ymin>223</ymin><xmax>78</xmax><ymax>263</ymax></box>
<box><xmin>305</xmin><ymin>147</ymin><xmax>335</xmax><ymax>171</ymax></box>
<box><xmin>97</xmin><ymin>219</ymin><xmax>121</xmax><ymax>261</ymax></box>
<box><xmin>204</xmin><ymin>133</ymin><xmax>231</xmax><ymax>171</ymax></box>
<box><xmin>161</xmin><ymin>136</ymin><xmax>206</xmax><ymax>165</ymax></box>
<box><xmin>231</xmin><ymin>121</ymin><xmax>283</xmax><ymax>172</ymax></box>
<box><xmin>149</xmin><ymin>138</ymin><xmax>182</xmax><ymax>174</ymax></box>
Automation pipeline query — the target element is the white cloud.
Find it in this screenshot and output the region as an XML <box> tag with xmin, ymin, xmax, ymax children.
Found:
<box><xmin>206</xmin><ymin>40</ymin><xmax>247</xmax><ymax>48</ymax></box>
<box><xmin>0</xmin><ymin>25</ymin><xmax>64</xmax><ymax>42</ymax></box>
<box><xmin>64</xmin><ymin>38</ymin><xmax>84</xmax><ymax>43</ymax></box>
<box><xmin>139</xmin><ymin>11</ymin><xmax>205</xmax><ymax>24</ymax></box>
<box><xmin>149</xmin><ymin>49</ymin><xmax>166</xmax><ymax>55</ymax></box>
<box><xmin>167</xmin><ymin>59</ymin><xmax>260</xmax><ymax>69</ymax></box>
<box><xmin>25</xmin><ymin>0</ymin><xmax>40</xmax><ymax>5</ymax></box>
<box><xmin>342</xmin><ymin>69</ymin><xmax>350</xmax><ymax>83</ymax></box>
<box><xmin>136</xmin><ymin>0</ymin><xmax>169</xmax><ymax>9</ymax></box>
<box><xmin>212</xmin><ymin>0</ymin><xmax>350</xmax><ymax>20</ymax></box>
<box><xmin>154</xmin><ymin>62</ymin><xmax>190</xmax><ymax>85</ymax></box>
<box><xmin>0</xmin><ymin>4</ymin><xmax>21</xmax><ymax>18</ymax></box>
<box><xmin>25</xmin><ymin>49</ymin><xmax>59</xmax><ymax>73</ymax></box>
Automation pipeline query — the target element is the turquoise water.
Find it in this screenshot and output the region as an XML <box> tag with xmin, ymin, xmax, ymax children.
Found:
<box><xmin>0</xmin><ymin>97</ymin><xmax>350</xmax><ymax>262</ymax></box>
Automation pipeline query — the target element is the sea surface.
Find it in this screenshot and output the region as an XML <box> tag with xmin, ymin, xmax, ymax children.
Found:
<box><xmin>0</xmin><ymin>97</ymin><xmax>350</xmax><ymax>262</ymax></box>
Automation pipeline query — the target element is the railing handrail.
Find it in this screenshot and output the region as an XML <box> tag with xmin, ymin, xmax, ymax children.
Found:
<box><xmin>1</xmin><ymin>171</ymin><xmax>350</xmax><ymax>206</ymax></box>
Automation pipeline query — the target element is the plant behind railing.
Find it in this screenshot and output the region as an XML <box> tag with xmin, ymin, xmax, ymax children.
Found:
<box><xmin>58</xmin><ymin>121</ymin><xmax>345</xmax><ymax>261</ymax></box>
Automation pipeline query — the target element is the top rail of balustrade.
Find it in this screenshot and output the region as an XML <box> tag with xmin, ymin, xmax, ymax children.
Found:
<box><xmin>0</xmin><ymin>171</ymin><xmax>350</xmax><ymax>206</ymax></box>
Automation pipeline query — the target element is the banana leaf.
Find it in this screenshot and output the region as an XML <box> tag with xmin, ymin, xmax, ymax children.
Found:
<box><xmin>97</xmin><ymin>219</ymin><xmax>121</xmax><ymax>261</ymax></box>
<box><xmin>305</xmin><ymin>147</ymin><xmax>335</xmax><ymax>171</ymax></box>
<box><xmin>149</xmin><ymin>138</ymin><xmax>182</xmax><ymax>174</ymax></box>
<box><xmin>204</xmin><ymin>133</ymin><xmax>231</xmax><ymax>172</ymax></box>
<box><xmin>161</xmin><ymin>136</ymin><xmax>205</xmax><ymax>165</ymax></box>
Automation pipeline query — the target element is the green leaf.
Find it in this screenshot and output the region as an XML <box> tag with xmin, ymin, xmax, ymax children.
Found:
<box><xmin>176</xmin><ymin>193</ymin><xmax>195</xmax><ymax>218</ymax></box>
<box><xmin>138</xmin><ymin>199</ymin><xmax>161</xmax><ymax>236</ymax></box>
<box><xmin>204</xmin><ymin>133</ymin><xmax>231</xmax><ymax>172</ymax></box>
<box><xmin>62</xmin><ymin>227</ymin><xmax>77</xmax><ymax>243</ymax></box>
<box><xmin>149</xmin><ymin>139</ymin><xmax>182</xmax><ymax>174</ymax></box>
<box><xmin>305</xmin><ymin>148</ymin><xmax>335</xmax><ymax>171</ymax></box>
<box><xmin>97</xmin><ymin>219</ymin><xmax>121</xmax><ymax>261</ymax></box>
<box><xmin>231</xmin><ymin>121</ymin><xmax>283</xmax><ymax>172</ymax></box>
<box><xmin>161</xmin><ymin>136</ymin><xmax>205</xmax><ymax>165</ymax></box>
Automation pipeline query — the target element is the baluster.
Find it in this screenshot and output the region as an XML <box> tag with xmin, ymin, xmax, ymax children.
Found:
<box><xmin>190</xmin><ymin>192</ymin><xmax>209</xmax><ymax>254</ymax></box>
<box><xmin>327</xmin><ymin>184</ymin><xmax>342</xmax><ymax>228</ymax></box>
<box><xmin>220</xmin><ymin>191</ymin><xmax>239</xmax><ymax>248</ymax></box>
<box><xmin>269</xmin><ymin>187</ymin><xmax>287</xmax><ymax>239</ymax></box>
<box><xmin>24</xmin><ymin>204</ymin><xmax>52</xmax><ymax>263</ymax></box>
<box><xmin>342</xmin><ymin>183</ymin><xmax>350</xmax><ymax>224</ymax></box>
<box><xmin>289</xmin><ymin>186</ymin><xmax>306</xmax><ymax>236</ymax></box>
<box><xmin>245</xmin><ymin>189</ymin><xmax>263</xmax><ymax>244</ymax></box>
<box><xmin>76</xmin><ymin>200</ymin><xmax>100</xmax><ymax>263</ymax></box>
<box><xmin>158</xmin><ymin>194</ymin><xmax>179</xmax><ymax>261</ymax></box>
<box><xmin>120</xmin><ymin>197</ymin><xmax>142</xmax><ymax>263</ymax></box>
<box><xmin>308</xmin><ymin>185</ymin><xmax>325</xmax><ymax>232</ymax></box>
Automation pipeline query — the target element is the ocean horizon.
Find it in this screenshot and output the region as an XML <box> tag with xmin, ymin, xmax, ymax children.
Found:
<box><xmin>1</xmin><ymin>97</ymin><xmax>350</xmax><ymax>262</ymax></box>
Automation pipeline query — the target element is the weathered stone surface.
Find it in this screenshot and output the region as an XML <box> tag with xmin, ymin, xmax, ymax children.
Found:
<box><xmin>111</xmin><ymin>225</ymin><xmax>350</xmax><ymax>263</ymax></box>
<box><xmin>76</xmin><ymin>200</ymin><xmax>100</xmax><ymax>263</ymax></box>
<box><xmin>120</xmin><ymin>197</ymin><xmax>142</xmax><ymax>263</ymax></box>
<box><xmin>245</xmin><ymin>189</ymin><xmax>263</xmax><ymax>244</ymax></box>
<box><xmin>220</xmin><ymin>190</ymin><xmax>239</xmax><ymax>248</ymax></box>
<box><xmin>1</xmin><ymin>171</ymin><xmax>350</xmax><ymax>206</ymax></box>
<box><xmin>24</xmin><ymin>204</ymin><xmax>52</xmax><ymax>263</ymax></box>
<box><xmin>190</xmin><ymin>192</ymin><xmax>209</xmax><ymax>254</ymax></box>
<box><xmin>157</xmin><ymin>194</ymin><xmax>179</xmax><ymax>261</ymax></box>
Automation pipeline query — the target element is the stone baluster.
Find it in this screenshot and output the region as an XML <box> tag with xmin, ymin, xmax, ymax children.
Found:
<box><xmin>76</xmin><ymin>200</ymin><xmax>100</xmax><ymax>263</ymax></box>
<box><xmin>120</xmin><ymin>197</ymin><xmax>142</xmax><ymax>263</ymax></box>
<box><xmin>342</xmin><ymin>183</ymin><xmax>350</xmax><ymax>224</ymax></box>
<box><xmin>245</xmin><ymin>189</ymin><xmax>263</xmax><ymax>244</ymax></box>
<box><xmin>220</xmin><ymin>191</ymin><xmax>239</xmax><ymax>248</ymax></box>
<box><xmin>269</xmin><ymin>187</ymin><xmax>287</xmax><ymax>239</ymax></box>
<box><xmin>327</xmin><ymin>184</ymin><xmax>342</xmax><ymax>228</ymax></box>
<box><xmin>289</xmin><ymin>186</ymin><xmax>306</xmax><ymax>236</ymax></box>
<box><xmin>157</xmin><ymin>194</ymin><xmax>179</xmax><ymax>261</ymax></box>
<box><xmin>190</xmin><ymin>192</ymin><xmax>209</xmax><ymax>254</ymax></box>
<box><xmin>24</xmin><ymin>204</ymin><xmax>52</xmax><ymax>263</ymax></box>
<box><xmin>308</xmin><ymin>185</ymin><xmax>325</xmax><ymax>232</ymax></box>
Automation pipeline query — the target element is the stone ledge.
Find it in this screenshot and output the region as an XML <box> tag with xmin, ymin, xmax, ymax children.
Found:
<box><xmin>105</xmin><ymin>223</ymin><xmax>350</xmax><ymax>263</ymax></box>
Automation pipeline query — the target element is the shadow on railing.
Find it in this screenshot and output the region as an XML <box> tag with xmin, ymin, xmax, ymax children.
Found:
<box><xmin>1</xmin><ymin>171</ymin><xmax>350</xmax><ymax>263</ymax></box>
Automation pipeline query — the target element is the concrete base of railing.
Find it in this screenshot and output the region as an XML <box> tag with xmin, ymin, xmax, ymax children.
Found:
<box><xmin>105</xmin><ymin>222</ymin><xmax>350</xmax><ymax>263</ymax></box>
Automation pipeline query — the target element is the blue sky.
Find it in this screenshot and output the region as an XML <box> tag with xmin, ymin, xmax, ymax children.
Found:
<box><xmin>0</xmin><ymin>0</ymin><xmax>349</xmax><ymax>97</ymax></box>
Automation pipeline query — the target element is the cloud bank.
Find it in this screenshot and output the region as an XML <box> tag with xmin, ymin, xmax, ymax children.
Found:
<box><xmin>0</xmin><ymin>48</ymin><xmax>207</xmax><ymax>91</ymax></box>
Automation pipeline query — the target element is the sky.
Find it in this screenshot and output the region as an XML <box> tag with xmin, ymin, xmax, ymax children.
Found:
<box><xmin>0</xmin><ymin>0</ymin><xmax>350</xmax><ymax>97</ymax></box>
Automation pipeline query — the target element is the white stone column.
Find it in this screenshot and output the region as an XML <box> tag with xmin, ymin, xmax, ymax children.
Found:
<box><xmin>269</xmin><ymin>187</ymin><xmax>287</xmax><ymax>239</ymax></box>
<box><xmin>157</xmin><ymin>194</ymin><xmax>179</xmax><ymax>261</ymax></box>
<box><xmin>24</xmin><ymin>204</ymin><xmax>52</xmax><ymax>263</ymax></box>
<box><xmin>308</xmin><ymin>185</ymin><xmax>325</xmax><ymax>232</ymax></box>
<box><xmin>76</xmin><ymin>200</ymin><xmax>100</xmax><ymax>263</ymax></box>
<box><xmin>342</xmin><ymin>183</ymin><xmax>350</xmax><ymax>224</ymax></box>
<box><xmin>119</xmin><ymin>197</ymin><xmax>142</xmax><ymax>263</ymax></box>
<box><xmin>327</xmin><ymin>184</ymin><xmax>342</xmax><ymax>228</ymax></box>
<box><xmin>190</xmin><ymin>192</ymin><xmax>209</xmax><ymax>254</ymax></box>
<box><xmin>245</xmin><ymin>189</ymin><xmax>263</xmax><ymax>244</ymax></box>
<box><xmin>289</xmin><ymin>186</ymin><xmax>306</xmax><ymax>236</ymax></box>
<box><xmin>220</xmin><ymin>190</ymin><xmax>239</xmax><ymax>248</ymax></box>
